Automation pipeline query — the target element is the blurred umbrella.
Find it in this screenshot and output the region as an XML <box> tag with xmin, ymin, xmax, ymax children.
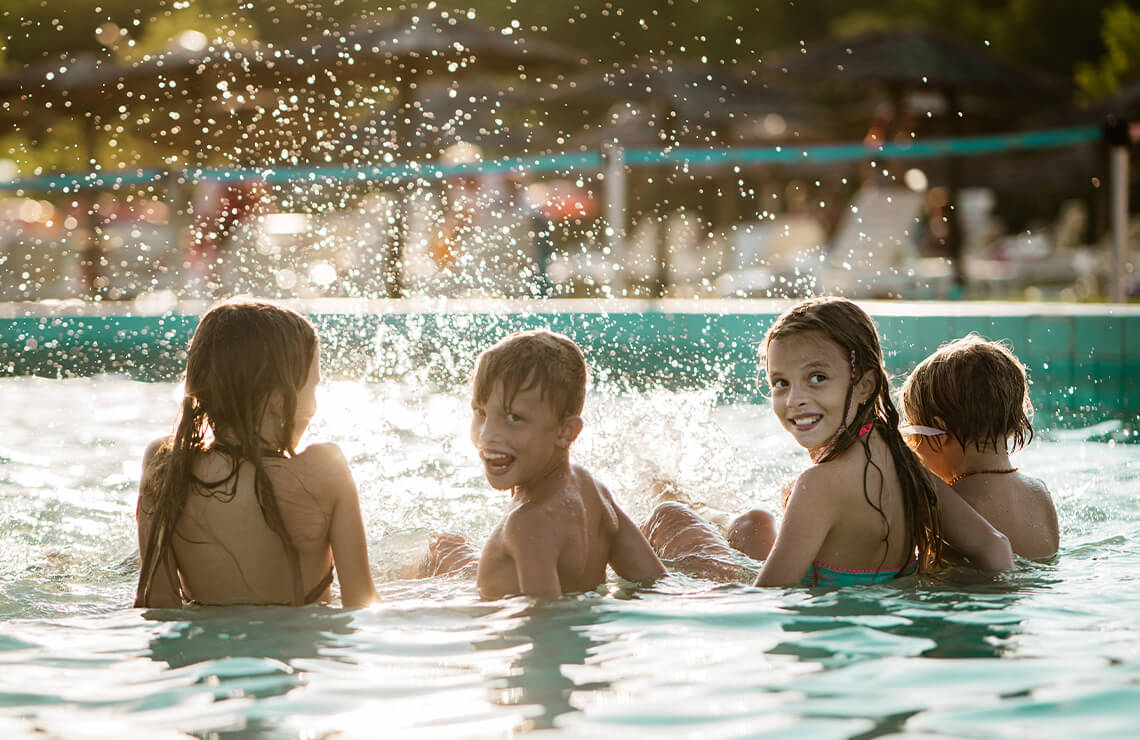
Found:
<box><xmin>771</xmin><ymin>27</ymin><xmax>1066</xmax><ymax>97</ymax></box>
<box><xmin>1</xmin><ymin>10</ymin><xmax>583</xmax><ymax>163</ymax></box>
<box><xmin>282</xmin><ymin>9</ymin><xmax>582</xmax><ymax>92</ymax></box>
<box><xmin>279</xmin><ymin>10</ymin><xmax>584</xmax><ymax>295</ymax></box>
<box><xmin>0</xmin><ymin>9</ymin><xmax>584</xmax><ymax>296</ymax></box>
<box><xmin>767</xmin><ymin>27</ymin><xmax>1072</xmax><ymax>286</ymax></box>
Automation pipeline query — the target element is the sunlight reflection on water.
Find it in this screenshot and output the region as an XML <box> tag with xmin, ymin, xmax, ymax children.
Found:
<box><xmin>1</xmin><ymin>375</ymin><xmax>1139</xmax><ymax>738</ymax></box>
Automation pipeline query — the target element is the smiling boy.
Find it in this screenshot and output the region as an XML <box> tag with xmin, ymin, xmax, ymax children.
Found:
<box><xmin>422</xmin><ymin>329</ymin><xmax>665</xmax><ymax>599</ymax></box>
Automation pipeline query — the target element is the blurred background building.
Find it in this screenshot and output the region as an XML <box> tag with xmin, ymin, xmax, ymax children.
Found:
<box><xmin>1</xmin><ymin>1</ymin><xmax>1138</xmax><ymax>303</ymax></box>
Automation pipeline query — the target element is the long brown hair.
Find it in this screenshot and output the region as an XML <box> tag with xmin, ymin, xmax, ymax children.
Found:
<box><xmin>762</xmin><ymin>296</ymin><xmax>943</xmax><ymax>572</ymax></box>
<box><xmin>134</xmin><ymin>298</ymin><xmax>318</xmax><ymax>606</ymax></box>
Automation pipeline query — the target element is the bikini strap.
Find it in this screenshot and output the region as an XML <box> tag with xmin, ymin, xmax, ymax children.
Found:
<box><xmin>211</xmin><ymin>441</ymin><xmax>287</xmax><ymax>459</ymax></box>
<box><xmin>302</xmin><ymin>565</ymin><xmax>336</xmax><ymax>605</ymax></box>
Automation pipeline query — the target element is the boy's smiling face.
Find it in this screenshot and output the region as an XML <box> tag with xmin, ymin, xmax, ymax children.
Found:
<box><xmin>470</xmin><ymin>377</ymin><xmax>577</xmax><ymax>492</ymax></box>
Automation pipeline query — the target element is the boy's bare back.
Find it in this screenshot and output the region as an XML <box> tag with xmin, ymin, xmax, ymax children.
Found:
<box><xmin>901</xmin><ymin>333</ymin><xmax>1058</xmax><ymax>561</ymax></box>
<box><xmin>953</xmin><ymin>473</ymin><xmax>1058</xmax><ymax>561</ymax></box>
<box><xmin>476</xmin><ymin>463</ymin><xmax>661</xmax><ymax>599</ymax></box>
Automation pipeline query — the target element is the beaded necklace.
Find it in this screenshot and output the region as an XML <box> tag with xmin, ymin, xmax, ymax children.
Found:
<box><xmin>949</xmin><ymin>467</ymin><xmax>1018</xmax><ymax>486</ymax></box>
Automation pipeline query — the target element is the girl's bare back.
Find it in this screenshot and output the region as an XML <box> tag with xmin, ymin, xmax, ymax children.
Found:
<box><xmin>139</xmin><ymin>440</ymin><xmax>372</xmax><ymax>606</ymax></box>
<box><xmin>804</xmin><ymin>431</ymin><xmax>914</xmax><ymax>572</ymax></box>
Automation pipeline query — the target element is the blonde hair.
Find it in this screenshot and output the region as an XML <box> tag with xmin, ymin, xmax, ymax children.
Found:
<box><xmin>902</xmin><ymin>333</ymin><xmax>1034</xmax><ymax>454</ymax></box>
<box><xmin>472</xmin><ymin>329</ymin><xmax>587</xmax><ymax>420</ymax></box>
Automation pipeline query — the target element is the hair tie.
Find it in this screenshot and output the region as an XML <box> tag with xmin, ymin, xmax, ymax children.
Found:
<box><xmin>859</xmin><ymin>422</ymin><xmax>874</xmax><ymax>437</ymax></box>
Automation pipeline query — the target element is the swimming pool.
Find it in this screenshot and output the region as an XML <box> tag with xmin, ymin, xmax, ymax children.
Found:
<box><xmin>1</xmin><ymin>364</ymin><xmax>1138</xmax><ymax>738</ymax></box>
<box><xmin>5</xmin><ymin>297</ymin><xmax>1140</xmax><ymax>425</ymax></box>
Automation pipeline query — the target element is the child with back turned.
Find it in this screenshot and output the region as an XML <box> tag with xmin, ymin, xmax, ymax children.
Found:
<box><xmin>134</xmin><ymin>298</ymin><xmax>378</xmax><ymax>608</ymax></box>
<box><xmin>644</xmin><ymin>296</ymin><xmax>1013</xmax><ymax>586</ymax></box>
<box><xmin>421</xmin><ymin>329</ymin><xmax>666</xmax><ymax>599</ymax></box>
<box><xmin>901</xmin><ymin>334</ymin><xmax>1058</xmax><ymax>560</ymax></box>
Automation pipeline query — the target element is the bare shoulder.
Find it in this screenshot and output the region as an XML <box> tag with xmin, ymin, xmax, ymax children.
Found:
<box><xmin>571</xmin><ymin>463</ymin><xmax>619</xmax><ymax>533</ymax></box>
<box><xmin>1021</xmin><ymin>473</ymin><xmax>1053</xmax><ymax>500</ymax></box>
<box><xmin>142</xmin><ymin>436</ymin><xmax>172</xmax><ymax>468</ymax></box>
<box><xmin>500</xmin><ymin>500</ymin><xmax>564</xmax><ymax>549</ymax></box>
<box><xmin>572</xmin><ymin>463</ymin><xmax>611</xmax><ymax>500</ymax></box>
<box><xmin>291</xmin><ymin>442</ymin><xmax>357</xmax><ymax>500</ymax></box>
<box><xmin>957</xmin><ymin>471</ymin><xmax>1054</xmax><ymax>509</ymax></box>
<box><xmin>139</xmin><ymin>437</ymin><xmax>172</xmax><ymax>506</ymax></box>
<box><xmin>790</xmin><ymin>462</ymin><xmax>848</xmax><ymax>505</ymax></box>
<box><xmin>1019</xmin><ymin>473</ymin><xmax>1058</xmax><ymax>521</ymax></box>
<box><xmin>293</xmin><ymin>442</ymin><xmax>351</xmax><ymax>474</ymax></box>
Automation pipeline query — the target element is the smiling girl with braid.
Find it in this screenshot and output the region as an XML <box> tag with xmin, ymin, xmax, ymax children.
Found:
<box><xmin>643</xmin><ymin>297</ymin><xmax>1013</xmax><ymax>587</ymax></box>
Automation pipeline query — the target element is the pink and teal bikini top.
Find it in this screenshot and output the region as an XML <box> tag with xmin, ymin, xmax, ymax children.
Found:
<box><xmin>802</xmin><ymin>557</ymin><xmax>917</xmax><ymax>587</ymax></box>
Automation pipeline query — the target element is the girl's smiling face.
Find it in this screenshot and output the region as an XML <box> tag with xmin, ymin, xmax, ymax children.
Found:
<box><xmin>765</xmin><ymin>330</ymin><xmax>872</xmax><ymax>458</ymax></box>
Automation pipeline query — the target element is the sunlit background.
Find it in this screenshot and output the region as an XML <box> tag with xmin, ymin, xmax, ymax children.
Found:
<box><xmin>1</xmin><ymin>1</ymin><xmax>1138</xmax><ymax>304</ymax></box>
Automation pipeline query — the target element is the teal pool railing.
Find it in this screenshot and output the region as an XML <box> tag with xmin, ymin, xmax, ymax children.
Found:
<box><xmin>0</xmin><ymin>125</ymin><xmax>1103</xmax><ymax>192</ymax></box>
<box><xmin>2</xmin><ymin>298</ymin><xmax>1139</xmax><ymax>429</ymax></box>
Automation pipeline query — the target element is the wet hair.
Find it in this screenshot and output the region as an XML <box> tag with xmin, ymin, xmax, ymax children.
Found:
<box><xmin>762</xmin><ymin>296</ymin><xmax>943</xmax><ymax>573</ymax></box>
<box><xmin>901</xmin><ymin>333</ymin><xmax>1034</xmax><ymax>454</ymax></box>
<box><xmin>135</xmin><ymin>298</ymin><xmax>318</xmax><ymax>607</ymax></box>
<box><xmin>472</xmin><ymin>329</ymin><xmax>587</xmax><ymax>420</ymax></box>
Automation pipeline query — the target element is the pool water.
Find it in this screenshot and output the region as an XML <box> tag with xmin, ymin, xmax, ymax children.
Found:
<box><xmin>1</xmin><ymin>375</ymin><xmax>1138</xmax><ymax>738</ymax></box>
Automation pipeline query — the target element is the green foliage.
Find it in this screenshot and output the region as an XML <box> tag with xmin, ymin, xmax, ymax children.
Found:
<box><xmin>1075</xmin><ymin>1</ymin><xmax>1140</xmax><ymax>102</ymax></box>
<box><xmin>995</xmin><ymin>0</ymin><xmax>1114</xmax><ymax>78</ymax></box>
<box><xmin>830</xmin><ymin>10</ymin><xmax>898</xmax><ymax>40</ymax></box>
<box><xmin>124</xmin><ymin>7</ymin><xmax>257</xmax><ymax>60</ymax></box>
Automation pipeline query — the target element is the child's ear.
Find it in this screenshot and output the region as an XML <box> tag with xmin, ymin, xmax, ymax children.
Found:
<box><xmin>854</xmin><ymin>369</ymin><xmax>877</xmax><ymax>405</ymax></box>
<box><xmin>557</xmin><ymin>415</ymin><xmax>583</xmax><ymax>448</ymax></box>
<box><xmin>928</xmin><ymin>416</ymin><xmax>951</xmax><ymax>452</ymax></box>
<box><xmin>266</xmin><ymin>390</ymin><xmax>284</xmax><ymax>418</ymax></box>
<box><xmin>260</xmin><ymin>391</ymin><xmax>286</xmax><ymax>437</ymax></box>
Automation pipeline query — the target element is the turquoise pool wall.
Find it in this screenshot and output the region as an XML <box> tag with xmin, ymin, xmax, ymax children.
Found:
<box><xmin>3</xmin><ymin>299</ymin><xmax>1139</xmax><ymax>426</ymax></box>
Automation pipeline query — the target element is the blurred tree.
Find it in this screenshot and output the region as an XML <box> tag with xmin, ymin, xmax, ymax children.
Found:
<box><xmin>1075</xmin><ymin>1</ymin><xmax>1140</xmax><ymax>102</ymax></box>
<box><xmin>0</xmin><ymin>0</ymin><xmax>377</xmax><ymax>70</ymax></box>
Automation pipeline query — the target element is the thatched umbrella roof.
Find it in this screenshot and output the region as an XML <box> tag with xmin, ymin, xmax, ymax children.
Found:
<box><xmin>0</xmin><ymin>10</ymin><xmax>584</xmax><ymax>164</ymax></box>
<box><xmin>280</xmin><ymin>9</ymin><xmax>583</xmax><ymax>91</ymax></box>
<box><xmin>763</xmin><ymin>27</ymin><xmax>1073</xmax><ymax>286</ymax></box>
<box><xmin>769</xmin><ymin>27</ymin><xmax>1068</xmax><ymax>99</ymax></box>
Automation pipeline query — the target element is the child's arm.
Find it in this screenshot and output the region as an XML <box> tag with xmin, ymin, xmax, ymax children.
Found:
<box><xmin>501</xmin><ymin>511</ymin><xmax>563</xmax><ymax>599</ymax></box>
<box><xmin>310</xmin><ymin>443</ymin><xmax>379</xmax><ymax>607</ymax></box>
<box><xmin>608</xmin><ymin>503</ymin><xmax>667</xmax><ymax>584</ymax></box>
<box><xmin>932</xmin><ymin>475</ymin><xmax>1014</xmax><ymax>571</ymax></box>
<box><xmin>755</xmin><ymin>468</ymin><xmax>837</xmax><ymax>587</ymax></box>
<box><xmin>135</xmin><ymin>503</ymin><xmax>183</xmax><ymax>608</ymax></box>
<box><xmin>134</xmin><ymin>439</ymin><xmax>182</xmax><ymax>608</ymax></box>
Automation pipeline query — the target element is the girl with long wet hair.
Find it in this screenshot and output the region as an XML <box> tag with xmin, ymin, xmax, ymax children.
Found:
<box><xmin>641</xmin><ymin>296</ymin><xmax>1012</xmax><ymax>586</ymax></box>
<box><xmin>134</xmin><ymin>298</ymin><xmax>377</xmax><ymax>608</ymax></box>
<box><xmin>755</xmin><ymin>296</ymin><xmax>1012</xmax><ymax>586</ymax></box>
